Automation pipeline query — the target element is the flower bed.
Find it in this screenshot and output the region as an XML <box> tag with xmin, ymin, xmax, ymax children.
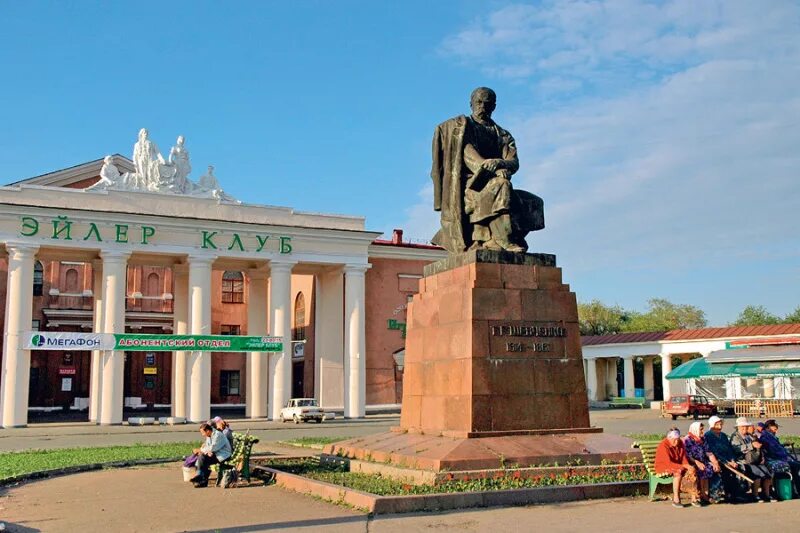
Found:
<box><xmin>258</xmin><ymin>458</ymin><xmax>646</xmax><ymax>496</ymax></box>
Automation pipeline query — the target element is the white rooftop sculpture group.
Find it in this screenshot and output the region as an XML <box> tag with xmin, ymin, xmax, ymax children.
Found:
<box><xmin>90</xmin><ymin>129</ymin><xmax>237</xmax><ymax>202</ymax></box>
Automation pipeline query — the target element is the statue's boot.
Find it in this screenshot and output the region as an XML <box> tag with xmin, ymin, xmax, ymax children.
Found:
<box><xmin>483</xmin><ymin>239</ymin><xmax>503</xmax><ymax>251</ymax></box>
<box><xmin>489</xmin><ymin>215</ymin><xmax>526</xmax><ymax>253</ymax></box>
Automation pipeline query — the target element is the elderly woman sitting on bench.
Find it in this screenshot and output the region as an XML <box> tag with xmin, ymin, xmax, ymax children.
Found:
<box><xmin>655</xmin><ymin>427</ymin><xmax>700</xmax><ymax>508</ymax></box>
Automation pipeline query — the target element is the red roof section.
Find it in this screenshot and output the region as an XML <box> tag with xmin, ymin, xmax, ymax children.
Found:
<box><xmin>582</xmin><ymin>324</ymin><xmax>800</xmax><ymax>346</ymax></box>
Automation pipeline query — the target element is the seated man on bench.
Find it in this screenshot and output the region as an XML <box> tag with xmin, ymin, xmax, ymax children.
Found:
<box><xmin>190</xmin><ymin>422</ymin><xmax>232</xmax><ymax>488</ymax></box>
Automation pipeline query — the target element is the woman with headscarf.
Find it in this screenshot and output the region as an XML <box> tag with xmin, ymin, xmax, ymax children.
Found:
<box><xmin>704</xmin><ymin>415</ymin><xmax>744</xmax><ymax>502</ymax></box>
<box><xmin>683</xmin><ymin>421</ymin><xmax>720</xmax><ymax>504</ymax></box>
<box><xmin>654</xmin><ymin>427</ymin><xmax>700</xmax><ymax>507</ymax></box>
<box><xmin>212</xmin><ymin>416</ymin><xmax>234</xmax><ymax>448</ymax></box>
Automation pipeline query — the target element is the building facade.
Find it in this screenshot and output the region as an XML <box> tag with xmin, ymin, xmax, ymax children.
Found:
<box><xmin>581</xmin><ymin>324</ymin><xmax>800</xmax><ymax>403</ymax></box>
<box><xmin>0</xmin><ymin>156</ymin><xmax>444</xmax><ymax>427</ymax></box>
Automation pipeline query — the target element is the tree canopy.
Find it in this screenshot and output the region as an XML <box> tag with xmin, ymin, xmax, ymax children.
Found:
<box><xmin>732</xmin><ymin>305</ymin><xmax>800</xmax><ymax>326</ymax></box>
<box><xmin>579</xmin><ymin>300</ymin><xmax>798</xmax><ymax>335</ymax></box>
<box><xmin>578</xmin><ymin>298</ymin><xmax>707</xmax><ymax>336</ymax></box>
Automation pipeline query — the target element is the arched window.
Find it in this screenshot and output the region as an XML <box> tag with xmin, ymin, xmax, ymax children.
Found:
<box><xmin>146</xmin><ymin>272</ymin><xmax>160</xmax><ymax>296</ymax></box>
<box><xmin>221</xmin><ymin>271</ymin><xmax>244</xmax><ymax>303</ymax></box>
<box><xmin>293</xmin><ymin>292</ymin><xmax>306</xmax><ymax>341</ymax></box>
<box><xmin>65</xmin><ymin>268</ymin><xmax>79</xmax><ymax>293</ymax></box>
<box><xmin>33</xmin><ymin>261</ymin><xmax>43</xmax><ymax>296</ymax></box>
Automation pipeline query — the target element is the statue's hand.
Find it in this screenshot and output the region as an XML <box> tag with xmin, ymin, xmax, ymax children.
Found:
<box><xmin>496</xmin><ymin>169</ymin><xmax>510</xmax><ymax>179</ymax></box>
<box><xmin>481</xmin><ymin>159</ymin><xmax>501</xmax><ymax>172</ymax></box>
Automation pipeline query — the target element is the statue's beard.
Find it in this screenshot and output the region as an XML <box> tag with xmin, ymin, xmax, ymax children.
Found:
<box><xmin>474</xmin><ymin>111</ymin><xmax>492</xmax><ymax>122</ymax></box>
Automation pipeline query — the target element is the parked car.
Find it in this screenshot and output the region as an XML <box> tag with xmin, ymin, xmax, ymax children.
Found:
<box><xmin>664</xmin><ymin>395</ymin><xmax>718</xmax><ymax>420</ymax></box>
<box><xmin>280</xmin><ymin>398</ymin><xmax>325</xmax><ymax>424</ymax></box>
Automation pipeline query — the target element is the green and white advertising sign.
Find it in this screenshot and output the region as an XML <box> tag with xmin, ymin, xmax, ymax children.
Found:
<box><xmin>24</xmin><ymin>332</ymin><xmax>282</xmax><ymax>352</ymax></box>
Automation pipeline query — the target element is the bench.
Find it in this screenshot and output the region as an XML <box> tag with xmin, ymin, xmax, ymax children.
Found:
<box><xmin>609</xmin><ymin>397</ymin><xmax>646</xmax><ymax>409</ymax></box>
<box><xmin>213</xmin><ymin>432</ymin><xmax>260</xmax><ymax>487</ymax></box>
<box><xmin>633</xmin><ymin>440</ymin><xmax>672</xmax><ymax>500</ymax></box>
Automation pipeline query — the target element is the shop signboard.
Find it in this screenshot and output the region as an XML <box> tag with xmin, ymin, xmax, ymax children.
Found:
<box><xmin>24</xmin><ymin>332</ymin><xmax>282</xmax><ymax>352</ymax></box>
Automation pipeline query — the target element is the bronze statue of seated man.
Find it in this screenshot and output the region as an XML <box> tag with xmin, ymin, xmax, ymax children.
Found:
<box><xmin>431</xmin><ymin>87</ymin><xmax>544</xmax><ymax>255</ymax></box>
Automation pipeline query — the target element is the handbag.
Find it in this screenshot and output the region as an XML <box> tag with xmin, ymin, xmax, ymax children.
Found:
<box><xmin>183</xmin><ymin>453</ymin><xmax>199</xmax><ymax>467</ymax></box>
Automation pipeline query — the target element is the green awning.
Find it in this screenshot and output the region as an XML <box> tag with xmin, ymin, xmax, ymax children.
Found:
<box><xmin>667</xmin><ymin>357</ymin><xmax>800</xmax><ymax>380</ymax></box>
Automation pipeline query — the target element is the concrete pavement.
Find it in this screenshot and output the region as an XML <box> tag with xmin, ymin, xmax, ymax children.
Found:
<box><xmin>3</xmin><ymin>464</ymin><xmax>800</xmax><ymax>532</ymax></box>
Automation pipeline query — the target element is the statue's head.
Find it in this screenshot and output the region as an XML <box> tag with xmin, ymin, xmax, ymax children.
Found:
<box><xmin>470</xmin><ymin>87</ymin><xmax>496</xmax><ymax>122</ymax></box>
<box><xmin>103</xmin><ymin>155</ymin><xmax>113</xmax><ymax>165</ymax></box>
<box><xmin>139</xmin><ymin>128</ymin><xmax>149</xmax><ymax>140</ymax></box>
<box><xmin>177</xmin><ymin>135</ymin><xmax>185</xmax><ymax>146</ymax></box>
<box><xmin>207</xmin><ymin>165</ymin><xmax>215</xmax><ymax>174</ymax></box>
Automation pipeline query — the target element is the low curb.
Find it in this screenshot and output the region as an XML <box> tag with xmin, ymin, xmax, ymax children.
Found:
<box><xmin>257</xmin><ymin>466</ymin><xmax>648</xmax><ymax>515</ymax></box>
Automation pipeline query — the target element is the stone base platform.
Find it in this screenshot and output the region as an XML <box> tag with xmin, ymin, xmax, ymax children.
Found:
<box><xmin>323</xmin><ymin>430</ymin><xmax>637</xmax><ymax>472</ymax></box>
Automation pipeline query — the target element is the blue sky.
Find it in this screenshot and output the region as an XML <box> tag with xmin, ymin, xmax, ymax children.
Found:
<box><xmin>1</xmin><ymin>1</ymin><xmax>798</xmax><ymax>326</ymax></box>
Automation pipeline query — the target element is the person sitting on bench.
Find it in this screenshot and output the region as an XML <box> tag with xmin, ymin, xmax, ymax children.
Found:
<box><xmin>730</xmin><ymin>417</ymin><xmax>773</xmax><ymax>502</ymax></box>
<box><xmin>759</xmin><ymin>419</ymin><xmax>800</xmax><ymax>496</ymax></box>
<box><xmin>704</xmin><ymin>416</ymin><xmax>747</xmax><ymax>503</ymax></box>
<box><xmin>190</xmin><ymin>422</ymin><xmax>232</xmax><ymax>488</ymax></box>
<box><xmin>655</xmin><ymin>427</ymin><xmax>700</xmax><ymax>507</ymax></box>
<box><xmin>212</xmin><ymin>416</ymin><xmax>234</xmax><ymax>448</ymax></box>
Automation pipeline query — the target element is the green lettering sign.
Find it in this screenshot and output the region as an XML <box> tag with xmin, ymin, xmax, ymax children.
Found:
<box><xmin>51</xmin><ymin>216</ymin><xmax>73</xmax><ymax>240</ymax></box>
<box><xmin>115</xmin><ymin>224</ymin><xmax>129</xmax><ymax>243</ymax></box>
<box><xmin>201</xmin><ymin>230</ymin><xmax>218</xmax><ymax>249</ymax></box>
<box><xmin>141</xmin><ymin>226</ymin><xmax>155</xmax><ymax>244</ymax></box>
<box><xmin>21</xmin><ymin>216</ymin><xmax>39</xmax><ymax>236</ymax></box>
<box><xmin>227</xmin><ymin>233</ymin><xmax>245</xmax><ymax>251</ymax></box>
<box><xmin>256</xmin><ymin>235</ymin><xmax>270</xmax><ymax>252</ymax></box>
<box><xmin>83</xmin><ymin>222</ymin><xmax>103</xmax><ymax>242</ymax></box>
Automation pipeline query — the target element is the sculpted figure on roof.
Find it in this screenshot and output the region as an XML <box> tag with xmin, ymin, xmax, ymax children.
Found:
<box><xmin>132</xmin><ymin>128</ymin><xmax>164</xmax><ymax>190</ymax></box>
<box><xmin>96</xmin><ymin>129</ymin><xmax>238</xmax><ymax>201</ymax></box>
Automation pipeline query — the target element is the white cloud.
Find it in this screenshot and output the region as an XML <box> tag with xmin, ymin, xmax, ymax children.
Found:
<box><xmin>403</xmin><ymin>1</ymin><xmax>800</xmax><ymax>321</ymax></box>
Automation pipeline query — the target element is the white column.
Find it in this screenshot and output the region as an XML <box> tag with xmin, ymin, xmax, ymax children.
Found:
<box><xmin>344</xmin><ymin>264</ymin><xmax>368</xmax><ymax>418</ymax></box>
<box><xmin>89</xmin><ymin>260</ymin><xmax>104</xmax><ymax>423</ymax></box>
<box><xmin>622</xmin><ymin>355</ymin><xmax>635</xmax><ymax>399</ymax></box>
<box><xmin>606</xmin><ymin>358</ymin><xmax>618</xmax><ymax>398</ymax></box>
<box><xmin>171</xmin><ymin>264</ymin><xmax>189</xmax><ymax>418</ymax></box>
<box><xmin>269</xmin><ymin>260</ymin><xmax>295</xmax><ymax>420</ymax></box>
<box><xmin>585</xmin><ymin>357</ymin><xmax>598</xmax><ymax>402</ymax></box>
<box><xmin>0</xmin><ymin>243</ymin><xmax>39</xmax><ymax>428</ymax></box>
<box><xmin>314</xmin><ymin>268</ymin><xmax>344</xmax><ymax>407</ymax></box>
<box><xmin>660</xmin><ymin>353</ymin><xmax>672</xmax><ymax>400</ymax></box>
<box><xmin>643</xmin><ymin>356</ymin><xmax>655</xmax><ymax>400</ymax></box>
<box><xmin>188</xmin><ymin>255</ymin><xmax>214</xmax><ymax>423</ymax></box>
<box><xmin>247</xmin><ymin>268</ymin><xmax>269</xmax><ymax>418</ymax></box>
<box><xmin>99</xmin><ymin>251</ymin><xmax>129</xmax><ymax>425</ymax></box>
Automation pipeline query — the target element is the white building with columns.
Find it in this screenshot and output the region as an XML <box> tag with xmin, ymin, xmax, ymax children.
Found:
<box><xmin>0</xmin><ymin>151</ymin><xmax>446</xmax><ymax>428</ymax></box>
<box><xmin>581</xmin><ymin>324</ymin><xmax>800</xmax><ymax>404</ymax></box>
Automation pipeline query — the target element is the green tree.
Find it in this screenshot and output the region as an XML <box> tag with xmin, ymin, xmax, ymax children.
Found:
<box><xmin>783</xmin><ymin>306</ymin><xmax>800</xmax><ymax>324</ymax></box>
<box><xmin>577</xmin><ymin>300</ymin><xmax>628</xmax><ymax>336</ymax></box>
<box><xmin>732</xmin><ymin>305</ymin><xmax>782</xmax><ymax>326</ymax></box>
<box><xmin>620</xmin><ymin>298</ymin><xmax>707</xmax><ymax>333</ymax></box>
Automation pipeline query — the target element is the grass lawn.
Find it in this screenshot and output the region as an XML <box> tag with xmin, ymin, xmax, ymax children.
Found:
<box><xmin>625</xmin><ymin>432</ymin><xmax>800</xmax><ymax>446</ymax></box>
<box><xmin>279</xmin><ymin>436</ymin><xmax>352</xmax><ymax>448</ymax></box>
<box><xmin>0</xmin><ymin>442</ymin><xmax>197</xmax><ymax>483</ymax></box>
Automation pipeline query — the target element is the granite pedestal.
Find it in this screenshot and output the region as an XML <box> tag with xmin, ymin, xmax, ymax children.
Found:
<box><xmin>325</xmin><ymin>251</ymin><xmax>634</xmax><ymax>472</ymax></box>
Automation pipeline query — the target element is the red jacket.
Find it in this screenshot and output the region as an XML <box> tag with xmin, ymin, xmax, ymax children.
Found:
<box><xmin>654</xmin><ymin>438</ymin><xmax>689</xmax><ymax>474</ymax></box>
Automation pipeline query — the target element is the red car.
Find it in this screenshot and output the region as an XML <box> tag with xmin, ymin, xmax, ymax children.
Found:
<box><xmin>664</xmin><ymin>395</ymin><xmax>718</xmax><ymax>420</ymax></box>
